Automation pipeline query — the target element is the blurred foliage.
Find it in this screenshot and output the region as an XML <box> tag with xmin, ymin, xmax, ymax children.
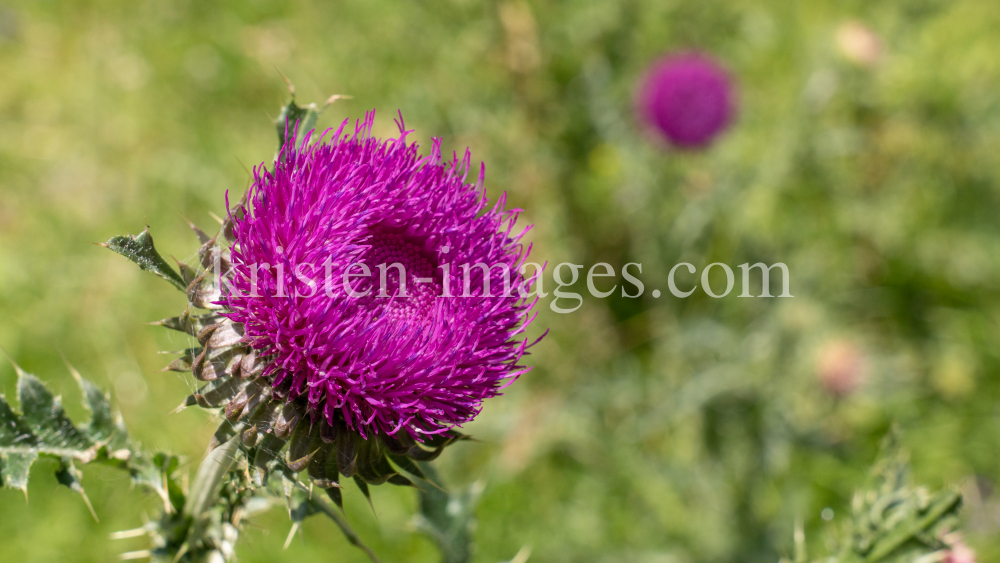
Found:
<box><xmin>801</xmin><ymin>433</ymin><xmax>964</xmax><ymax>563</ymax></box>
<box><xmin>414</xmin><ymin>462</ymin><xmax>482</xmax><ymax>563</ymax></box>
<box><xmin>2</xmin><ymin>0</ymin><xmax>1000</xmax><ymax>562</ymax></box>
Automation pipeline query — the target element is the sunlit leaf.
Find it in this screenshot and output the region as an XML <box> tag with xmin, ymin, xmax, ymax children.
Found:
<box><xmin>101</xmin><ymin>228</ymin><xmax>186</xmax><ymax>291</ymax></box>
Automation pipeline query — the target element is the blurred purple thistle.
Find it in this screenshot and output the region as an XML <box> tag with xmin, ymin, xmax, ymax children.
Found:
<box><xmin>636</xmin><ymin>52</ymin><xmax>735</xmax><ymax>149</ymax></box>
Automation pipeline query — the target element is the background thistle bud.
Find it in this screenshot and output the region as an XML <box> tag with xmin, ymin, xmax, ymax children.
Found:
<box><xmin>836</xmin><ymin>20</ymin><xmax>884</xmax><ymax>68</ymax></box>
<box><xmin>635</xmin><ymin>52</ymin><xmax>735</xmax><ymax>149</ymax></box>
<box><xmin>816</xmin><ymin>339</ymin><xmax>867</xmax><ymax>398</ymax></box>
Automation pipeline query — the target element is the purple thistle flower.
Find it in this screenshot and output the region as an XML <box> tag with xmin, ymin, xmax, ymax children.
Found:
<box><xmin>223</xmin><ymin>112</ymin><xmax>543</xmax><ymax>440</ymax></box>
<box><xmin>636</xmin><ymin>52</ymin><xmax>735</xmax><ymax>149</ymax></box>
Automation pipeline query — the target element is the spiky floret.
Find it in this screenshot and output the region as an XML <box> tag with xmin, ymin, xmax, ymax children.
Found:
<box><xmin>223</xmin><ymin>112</ymin><xmax>542</xmax><ymax>440</ymax></box>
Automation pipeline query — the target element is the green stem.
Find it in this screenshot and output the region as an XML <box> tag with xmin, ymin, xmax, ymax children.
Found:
<box><xmin>294</xmin><ymin>481</ymin><xmax>385</xmax><ymax>563</ymax></box>
<box><xmin>186</xmin><ymin>436</ymin><xmax>241</xmax><ymax>519</ymax></box>
<box><xmin>182</xmin><ymin>435</ymin><xmax>241</xmax><ymax>552</ymax></box>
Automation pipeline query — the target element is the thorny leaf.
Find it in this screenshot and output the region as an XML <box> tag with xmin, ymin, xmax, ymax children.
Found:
<box><xmin>276</xmin><ymin>98</ymin><xmax>315</xmax><ymax>150</ymax></box>
<box><xmin>101</xmin><ymin>228</ymin><xmax>186</xmax><ymax>291</ymax></box>
<box><xmin>275</xmin><ymin>89</ymin><xmax>348</xmax><ymax>150</ymax></box>
<box><xmin>0</xmin><ymin>361</ymin><xmax>177</xmax><ymax>515</ymax></box>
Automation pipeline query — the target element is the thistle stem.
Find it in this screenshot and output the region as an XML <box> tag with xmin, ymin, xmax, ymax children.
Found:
<box><xmin>293</xmin><ymin>481</ymin><xmax>384</xmax><ymax>563</ymax></box>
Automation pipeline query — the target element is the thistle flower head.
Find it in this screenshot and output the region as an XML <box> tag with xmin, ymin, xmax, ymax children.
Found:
<box><xmin>636</xmin><ymin>52</ymin><xmax>735</xmax><ymax>149</ymax></box>
<box><xmin>223</xmin><ymin>112</ymin><xmax>541</xmax><ymax>440</ymax></box>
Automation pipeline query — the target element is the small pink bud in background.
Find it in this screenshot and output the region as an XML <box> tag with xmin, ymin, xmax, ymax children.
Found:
<box><xmin>836</xmin><ymin>21</ymin><xmax>884</xmax><ymax>67</ymax></box>
<box><xmin>944</xmin><ymin>538</ymin><xmax>977</xmax><ymax>563</ymax></box>
<box><xmin>816</xmin><ymin>340</ymin><xmax>867</xmax><ymax>398</ymax></box>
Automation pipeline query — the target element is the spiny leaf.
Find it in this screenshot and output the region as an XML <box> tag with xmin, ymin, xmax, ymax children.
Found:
<box><xmin>0</xmin><ymin>394</ymin><xmax>37</xmax><ymax>448</ymax></box>
<box><xmin>0</xmin><ymin>394</ymin><xmax>38</xmax><ymax>493</ymax></box>
<box><xmin>0</xmin><ymin>362</ymin><xmax>176</xmax><ymax>512</ymax></box>
<box><xmin>0</xmin><ymin>450</ymin><xmax>35</xmax><ymax>494</ymax></box>
<box><xmin>276</xmin><ymin>99</ymin><xmax>314</xmax><ymax>149</ymax></box>
<box><xmin>67</xmin><ymin>363</ymin><xmax>116</xmax><ymax>443</ymax></box>
<box><xmin>275</xmin><ymin>92</ymin><xmax>348</xmax><ymax>149</ymax></box>
<box><xmin>16</xmin><ymin>371</ymin><xmax>94</xmax><ymax>455</ymax></box>
<box><xmin>56</xmin><ymin>459</ymin><xmax>98</xmax><ymax>521</ymax></box>
<box><xmin>101</xmin><ymin>228</ymin><xmax>186</xmax><ymax>291</ymax></box>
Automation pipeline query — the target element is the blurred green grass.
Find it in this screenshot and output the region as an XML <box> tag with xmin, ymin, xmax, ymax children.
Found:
<box><xmin>3</xmin><ymin>0</ymin><xmax>1000</xmax><ymax>562</ymax></box>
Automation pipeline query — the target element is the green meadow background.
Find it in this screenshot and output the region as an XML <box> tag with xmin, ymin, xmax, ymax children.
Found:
<box><xmin>2</xmin><ymin>0</ymin><xmax>1000</xmax><ymax>561</ymax></box>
